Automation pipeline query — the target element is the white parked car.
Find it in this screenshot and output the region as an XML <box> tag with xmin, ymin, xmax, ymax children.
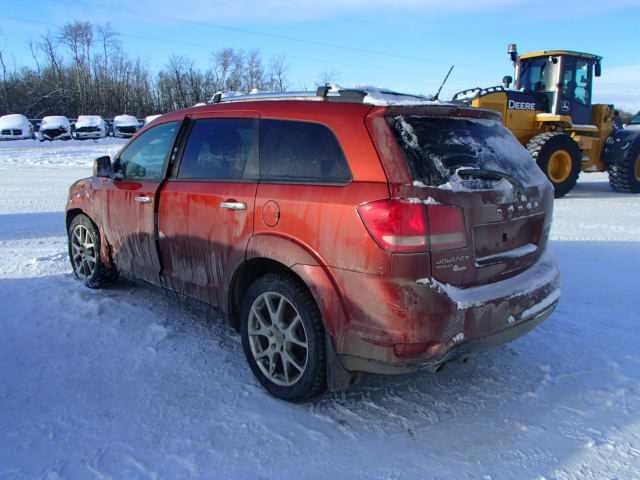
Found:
<box><xmin>39</xmin><ymin>116</ymin><xmax>72</xmax><ymax>141</ymax></box>
<box><xmin>0</xmin><ymin>114</ymin><xmax>34</xmax><ymax>140</ymax></box>
<box><xmin>74</xmin><ymin>115</ymin><xmax>107</xmax><ymax>139</ymax></box>
<box><xmin>143</xmin><ymin>114</ymin><xmax>162</xmax><ymax>126</ymax></box>
<box><xmin>112</xmin><ymin>114</ymin><xmax>139</xmax><ymax>138</ymax></box>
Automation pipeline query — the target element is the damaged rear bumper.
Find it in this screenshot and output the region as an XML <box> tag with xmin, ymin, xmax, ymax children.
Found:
<box><xmin>337</xmin><ymin>251</ymin><xmax>560</xmax><ymax>375</ymax></box>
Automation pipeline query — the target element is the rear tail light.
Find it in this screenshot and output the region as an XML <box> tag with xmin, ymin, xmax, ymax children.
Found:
<box><xmin>358</xmin><ymin>199</ymin><xmax>427</xmax><ymax>253</ymax></box>
<box><xmin>426</xmin><ymin>204</ymin><xmax>467</xmax><ymax>251</ymax></box>
<box><xmin>358</xmin><ymin>199</ymin><xmax>466</xmax><ymax>253</ymax></box>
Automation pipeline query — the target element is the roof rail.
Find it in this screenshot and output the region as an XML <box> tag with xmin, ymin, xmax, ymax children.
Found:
<box><xmin>209</xmin><ymin>90</ymin><xmax>322</xmax><ymax>104</ymax></box>
<box><xmin>206</xmin><ymin>85</ymin><xmax>430</xmax><ymax>105</ymax></box>
<box><xmin>208</xmin><ymin>85</ymin><xmax>368</xmax><ymax>105</ymax></box>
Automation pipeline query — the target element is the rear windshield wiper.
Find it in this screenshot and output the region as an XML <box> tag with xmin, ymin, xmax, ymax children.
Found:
<box><xmin>456</xmin><ymin>168</ymin><xmax>526</xmax><ymax>197</ymax></box>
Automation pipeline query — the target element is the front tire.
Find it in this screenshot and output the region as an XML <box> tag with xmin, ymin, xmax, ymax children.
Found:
<box><xmin>527</xmin><ymin>132</ymin><xmax>582</xmax><ymax>198</ymax></box>
<box><xmin>240</xmin><ymin>273</ymin><xmax>327</xmax><ymax>402</ymax></box>
<box><xmin>68</xmin><ymin>214</ymin><xmax>116</xmax><ymax>288</ymax></box>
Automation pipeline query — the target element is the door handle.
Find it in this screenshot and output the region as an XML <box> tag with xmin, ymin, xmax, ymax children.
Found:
<box><xmin>134</xmin><ymin>195</ymin><xmax>152</xmax><ymax>204</ymax></box>
<box><xmin>220</xmin><ymin>200</ymin><xmax>247</xmax><ymax>211</ymax></box>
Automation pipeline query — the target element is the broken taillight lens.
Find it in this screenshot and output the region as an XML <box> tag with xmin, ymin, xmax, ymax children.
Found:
<box><xmin>358</xmin><ymin>199</ymin><xmax>466</xmax><ymax>253</ymax></box>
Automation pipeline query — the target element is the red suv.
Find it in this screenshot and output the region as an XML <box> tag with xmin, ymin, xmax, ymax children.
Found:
<box><xmin>66</xmin><ymin>88</ymin><xmax>560</xmax><ymax>402</ymax></box>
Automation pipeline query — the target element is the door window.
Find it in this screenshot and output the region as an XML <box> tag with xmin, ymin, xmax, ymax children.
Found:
<box><xmin>260</xmin><ymin>119</ymin><xmax>351</xmax><ymax>183</ymax></box>
<box><xmin>574</xmin><ymin>60</ymin><xmax>591</xmax><ymax>105</ymax></box>
<box><xmin>177</xmin><ymin>118</ymin><xmax>258</xmax><ymax>180</ymax></box>
<box><xmin>118</xmin><ymin>121</ymin><xmax>180</xmax><ymax>180</ymax></box>
<box><xmin>561</xmin><ymin>59</ymin><xmax>592</xmax><ymax>106</ymax></box>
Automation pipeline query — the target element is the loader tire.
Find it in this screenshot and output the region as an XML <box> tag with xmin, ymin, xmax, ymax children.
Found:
<box><xmin>527</xmin><ymin>132</ymin><xmax>582</xmax><ymax>198</ymax></box>
<box><xmin>608</xmin><ymin>141</ymin><xmax>640</xmax><ymax>193</ymax></box>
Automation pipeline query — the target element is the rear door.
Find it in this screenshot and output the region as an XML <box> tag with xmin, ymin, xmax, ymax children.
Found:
<box><xmin>157</xmin><ymin>112</ymin><xmax>259</xmax><ymax>306</ymax></box>
<box><xmin>106</xmin><ymin>120</ymin><xmax>182</xmax><ymax>284</ymax></box>
<box><xmin>384</xmin><ymin>110</ymin><xmax>554</xmax><ymax>287</ymax></box>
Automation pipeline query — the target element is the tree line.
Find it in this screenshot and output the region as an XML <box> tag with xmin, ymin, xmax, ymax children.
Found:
<box><xmin>0</xmin><ymin>21</ymin><xmax>293</xmax><ymax>118</ymax></box>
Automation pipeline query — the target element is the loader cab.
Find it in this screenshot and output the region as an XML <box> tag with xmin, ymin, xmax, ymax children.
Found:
<box><xmin>515</xmin><ymin>50</ymin><xmax>602</xmax><ymax>126</ymax></box>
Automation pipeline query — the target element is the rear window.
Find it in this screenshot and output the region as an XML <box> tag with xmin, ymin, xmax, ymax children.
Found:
<box><xmin>389</xmin><ymin>115</ymin><xmax>540</xmax><ymax>186</ymax></box>
<box><xmin>260</xmin><ymin>120</ymin><xmax>351</xmax><ymax>183</ymax></box>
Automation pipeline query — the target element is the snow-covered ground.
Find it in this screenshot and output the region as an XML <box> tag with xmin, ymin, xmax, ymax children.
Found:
<box><xmin>1</xmin><ymin>139</ymin><xmax>639</xmax><ymax>479</ymax></box>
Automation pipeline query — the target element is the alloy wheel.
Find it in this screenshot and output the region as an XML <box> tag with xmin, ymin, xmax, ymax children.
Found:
<box><xmin>70</xmin><ymin>224</ymin><xmax>97</xmax><ymax>280</ymax></box>
<box><xmin>247</xmin><ymin>292</ymin><xmax>309</xmax><ymax>386</ymax></box>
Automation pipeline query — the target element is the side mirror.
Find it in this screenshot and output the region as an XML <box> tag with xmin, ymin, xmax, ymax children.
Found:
<box><xmin>93</xmin><ymin>156</ymin><xmax>112</xmax><ymax>178</ymax></box>
<box><xmin>595</xmin><ymin>61</ymin><xmax>602</xmax><ymax>77</ymax></box>
<box><xmin>502</xmin><ymin>75</ymin><xmax>513</xmax><ymax>89</ymax></box>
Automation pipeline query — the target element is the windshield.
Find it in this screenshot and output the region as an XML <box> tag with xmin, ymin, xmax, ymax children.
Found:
<box><xmin>389</xmin><ymin>115</ymin><xmax>544</xmax><ymax>187</ymax></box>
<box><xmin>519</xmin><ymin>58</ymin><xmax>559</xmax><ymax>92</ymax></box>
<box><xmin>630</xmin><ymin>113</ymin><xmax>640</xmax><ymax>125</ymax></box>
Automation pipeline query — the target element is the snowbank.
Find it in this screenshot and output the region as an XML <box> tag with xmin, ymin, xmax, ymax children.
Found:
<box><xmin>0</xmin><ymin>137</ymin><xmax>126</xmax><ymax>168</ymax></box>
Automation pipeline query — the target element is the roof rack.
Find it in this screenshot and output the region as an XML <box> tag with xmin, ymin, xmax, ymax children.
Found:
<box><xmin>208</xmin><ymin>86</ymin><xmax>432</xmax><ymax>105</ymax></box>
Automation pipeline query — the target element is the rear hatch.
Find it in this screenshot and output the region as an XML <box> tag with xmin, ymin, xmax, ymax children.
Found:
<box><xmin>370</xmin><ymin>105</ymin><xmax>554</xmax><ymax>288</ymax></box>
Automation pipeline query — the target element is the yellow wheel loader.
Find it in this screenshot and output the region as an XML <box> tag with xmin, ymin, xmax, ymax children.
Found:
<box><xmin>452</xmin><ymin>45</ymin><xmax>640</xmax><ymax>197</ymax></box>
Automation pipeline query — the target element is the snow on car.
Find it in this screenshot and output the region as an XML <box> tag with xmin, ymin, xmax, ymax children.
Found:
<box><xmin>74</xmin><ymin>115</ymin><xmax>107</xmax><ymax>139</ymax></box>
<box><xmin>39</xmin><ymin>115</ymin><xmax>72</xmax><ymax>141</ymax></box>
<box><xmin>144</xmin><ymin>114</ymin><xmax>162</xmax><ymax>125</ymax></box>
<box><xmin>0</xmin><ymin>114</ymin><xmax>34</xmax><ymax>140</ymax></box>
<box><xmin>112</xmin><ymin>114</ymin><xmax>140</xmax><ymax>138</ymax></box>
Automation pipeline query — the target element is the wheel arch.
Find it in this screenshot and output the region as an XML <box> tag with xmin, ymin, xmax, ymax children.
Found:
<box><xmin>226</xmin><ymin>234</ymin><xmax>349</xmax><ymax>338</ymax></box>
<box><xmin>66</xmin><ymin>208</ymin><xmax>86</xmax><ymax>230</ymax></box>
<box><xmin>66</xmin><ymin>208</ymin><xmax>115</xmax><ymax>270</ymax></box>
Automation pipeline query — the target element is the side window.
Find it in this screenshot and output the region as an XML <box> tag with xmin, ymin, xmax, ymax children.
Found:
<box><xmin>574</xmin><ymin>60</ymin><xmax>591</xmax><ymax>105</ymax></box>
<box><xmin>118</xmin><ymin>121</ymin><xmax>180</xmax><ymax>180</ymax></box>
<box><xmin>260</xmin><ymin>119</ymin><xmax>351</xmax><ymax>183</ymax></box>
<box><xmin>177</xmin><ymin>118</ymin><xmax>258</xmax><ymax>180</ymax></box>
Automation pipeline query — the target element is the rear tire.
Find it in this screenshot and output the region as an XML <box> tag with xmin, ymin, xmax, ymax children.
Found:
<box><xmin>240</xmin><ymin>273</ymin><xmax>327</xmax><ymax>402</ymax></box>
<box><xmin>68</xmin><ymin>214</ymin><xmax>117</xmax><ymax>288</ymax></box>
<box><xmin>608</xmin><ymin>141</ymin><xmax>640</xmax><ymax>193</ymax></box>
<box><xmin>527</xmin><ymin>132</ymin><xmax>582</xmax><ymax>198</ymax></box>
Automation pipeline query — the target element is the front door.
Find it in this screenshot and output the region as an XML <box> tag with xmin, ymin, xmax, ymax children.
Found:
<box><xmin>559</xmin><ymin>57</ymin><xmax>594</xmax><ymax>125</ymax></box>
<box><xmin>158</xmin><ymin>113</ymin><xmax>259</xmax><ymax>307</ymax></box>
<box><xmin>106</xmin><ymin>120</ymin><xmax>181</xmax><ymax>284</ymax></box>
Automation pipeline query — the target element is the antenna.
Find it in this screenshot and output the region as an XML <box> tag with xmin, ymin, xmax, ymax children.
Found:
<box><xmin>433</xmin><ymin>65</ymin><xmax>455</xmax><ymax>101</ymax></box>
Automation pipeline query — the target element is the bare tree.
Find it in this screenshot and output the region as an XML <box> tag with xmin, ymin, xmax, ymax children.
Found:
<box><xmin>0</xmin><ymin>21</ymin><xmax>292</xmax><ymax>118</ymax></box>
<box><xmin>212</xmin><ymin>48</ymin><xmax>244</xmax><ymax>92</ymax></box>
<box><xmin>244</xmin><ymin>50</ymin><xmax>264</xmax><ymax>92</ymax></box>
<box><xmin>29</xmin><ymin>41</ymin><xmax>41</xmax><ymax>73</ymax></box>
<box><xmin>316</xmin><ymin>68</ymin><xmax>341</xmax><ymax>87</ymax></box>
<box><xmin>59</xmin><ymin>21</ymin><xmax>93</xmax><ymax>112</ymax></box>
<box><xmin>0</xmin><ymin>47</ymin><xmax>10</xmax><ymax>112</ymax></box>
<box><xmin>267</xmin><ymin>55</ymin><xmax>288</xmax><ymax>92</ymax></box>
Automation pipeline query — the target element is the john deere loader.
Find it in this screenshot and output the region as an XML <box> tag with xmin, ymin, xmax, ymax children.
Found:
<box><xmin>453</xmin><ymin>45</ymin><xmax>640</xmax><ymax>197</ymax></box>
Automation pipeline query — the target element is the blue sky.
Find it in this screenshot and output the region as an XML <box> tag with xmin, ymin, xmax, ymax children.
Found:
<box><xmin>1</xmin><ymin>0</ymin><xmax>640</xmax><ymax>110</ymax></box>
